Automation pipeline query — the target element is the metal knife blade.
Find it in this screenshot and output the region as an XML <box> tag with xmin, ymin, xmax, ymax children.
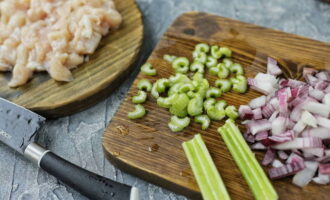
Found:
<box><xmin>0</xmin><ymin>98</ymin><xmax>45</xmax><ymax>154</ymax></box>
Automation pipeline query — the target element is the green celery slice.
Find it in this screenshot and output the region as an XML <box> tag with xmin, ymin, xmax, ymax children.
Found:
<box><xmin>218</xmin><ymin>120</ymin><xmax>278</xmax><ymax>200</ymax></box>
<box><xmin>182</xmin><ymin>134</ymin><xmax>231</xmax><ymax>200</ymax></box>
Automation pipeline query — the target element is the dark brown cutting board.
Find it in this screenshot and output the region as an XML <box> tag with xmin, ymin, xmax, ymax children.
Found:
<box><xmin>103</xmin><ymin>12</ymin><xmax>330</xmax><ymax>199</ymax></box>
<box><xmin>0</xmin><ymin>0</ymin><xmax>143</xmax><ymax>118</ymax></box>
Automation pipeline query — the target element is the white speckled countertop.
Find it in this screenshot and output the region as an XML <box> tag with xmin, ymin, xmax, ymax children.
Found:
<box><xmin>1</xmin><ymin>0</ymin><xmax>330</xmax><ymax>199</ymax></box>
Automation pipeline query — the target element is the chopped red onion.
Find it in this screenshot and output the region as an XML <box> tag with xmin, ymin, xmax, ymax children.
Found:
<box><xmin>301</xmin><ymin>127</ymin><xmax>330</xmax><ymax>140</ymax></box>
<box><xmin>269</xmin><ymin>130</ymin><xmax>294</xmax><ymax>143</ymax></box>
<box><xmin>290</xmin><ymin>105</ymin><xmax>302</xmax><ymax>122</ymax></box>
<box><xmin>325</xmin><ymin>150</ymin><xmax>330</xmax><ymax>156</ymax></box>
<box><xmin>249</xmin><ymin>95</ymin><xmax>266</xmax><ymax>109</ymax></box>
<box><xmin>271</xmin><ymin>116</ymin><xmax>287</xmax><ymax>135</ymax></box>
<box><xmin>268</xmin><ymin>161</ymin><xmax>305</xmax><ymax>179</ymax></box>
<box><xmin>301</xmin><ymin>111</ymin><xmax>317</xmax><ymax>128</ymax></box>
<box><xmin>255</xmin><ymin>131</ymin><xmax>268</xmax><ymax>141</ymax></box>
<box><xmin>316</xmin><ymin>155</ymin><xmax>330</xmax><ymax>163</ymax></box>
<box><xmin>268</xmin><ymin>111</ymin><xmax>279</xmax><ymax>122</ymax></box>
<box><xmin>278</xmin><ymin>88</ymin><xmax>289</xmax><ymax>117</ymax></box>
<box><xmin>273</xmin><ymin>137</ymin><xmax>323</xmax><ymax>150</ymax></box>
<box><xmin>303</xmin><ymin>102</ymin><xmax>330</xmax><ymax>118</ymax></box>
<box><xmin>305</xmin><ymin>74</ymin><xmax>318</xmax><ymax>86</ymax></box>
<box><xmin>262</xmin><ymin>148</ymin><xmax>276</xmax><ymax>166</ymax></box>
<box><xmin>315</xmin><ymin>81</ymin><xmax>329</xmax><ymax>90</ymax></box>
<box><xmin>293</xmin><ymin>161</ymin><xmax>318</xmax><ymax>187</ymax></box>
<box><xmin>239</xmin><ymin>105</ymin><xmax>254</xmax><ymax>120</ymax></box>
<box><xmin>278</xmin><ymin>150</ymin><xmax>289</xmax><ymax>160</ymax></box>
<box><xmin>315</xmin><ymin>116</ymin><xmax>330</xmax><ymax>129</ymax></box>
<box><xmin>313</xmin><ymin>171</ymin><xmax>330</xmax><ymax>185</ymax></box>
<box><xmin>315</xmin><ymin>71</ymin><xmax>330</xmax><ymax>81</ymax></box>
<box><xmin>286</xmin><ymin>153</ymin><xmax>304</xmax><ymax>164</ymax></box>
<box><xmin>247</xmin><ymin>119</ymin><xmax>272</xmax><ymax>135</ymax></box>
<box><xmin>325</xmin><ymin>85</ymin><xmax>330</xmax><ymax>93</ymax></box>
<box><xmin>308</xmin><ymin>87</ymin><xmax>325</xmax><ymax>101</ymax></box>
<box><xmin>252</xmin><ymin>108</ymin><xmax>263</xmax><ymax>120</ymax></box>
<box><xmin>260</xmin><ymin>138</ymin><xmax>277</xmax><ymax>147</ymax></box>
<box><xmin>251</xmin><ymin>142</ymin><xmax>267</xmax><ymax>150</ymax></box>
<box><xmin>293</xmin><ymin>120</ymin><xmax>306</xmax><ymax>135</ymax></box>
<box><xmin>319</xmin><ymin>163</ymin><xmax>330</xmax><ymax>175</ymax></box>
<box><xmin>272</xmin><ymin>159</ymin><xmax>284</xmax><ymax>168</ymax></box>
<box><xmin>302</xmin><ymin>148</ymin><xmax>324</xmax><ymax>157</ymax></box>
<box><xmin>280</xmin><ymin>79</ymin><xmax>305</xmax><ymax>88</ymax></box>
<box><xmin>286</xmin><ymin>119</ymin><xmax>295</xmax><ymax>130</ymax></box>
<box><xmin>267</xmin><ymin>57</ymin><xmax>282</xmax><ymax>76</ymax></box>
<box><xmin>243</xmin><ymin>132</ymin><xmax>255</xmax><ymax>143</ymax></box>
<box><xmin>248</xmin><ymin>73</ymin><xmax>278</xmax><ymax>95</ymax></box>
<box><xmin>323</xmin><ymin>93</ymin><xmax>330</xmax><ymax>105</ymax></box>
<box><xmin>261</xmin><ymin>103</ymin><xmax>276</xmax><ymax>119</ymax></box>
<box><xmin>242</xmin><ymin>65</ymin><xmax>330</xmax><ymax>186</ymax></box>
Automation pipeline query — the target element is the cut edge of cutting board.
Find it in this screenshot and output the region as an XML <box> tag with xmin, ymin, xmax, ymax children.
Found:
<box><xmin>0</xmin><ymin>0</ymin><xmax>143</xmax><ymax>118</ymax></box>
<box><xmin>103</xmin><ymin>11</ymin><xmax>330</xmax><ymax>200</ymax></box>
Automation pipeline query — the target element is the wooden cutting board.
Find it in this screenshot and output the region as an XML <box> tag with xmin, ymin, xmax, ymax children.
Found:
<box><xmin>0</xmin><ymin>0</ymin><xmax>143</xmax><ymax>118</ymax></box>
<box><xmin>103</xmin><ymin>12</ymin><xmax>330</xmax><ymax>200</ymax></box>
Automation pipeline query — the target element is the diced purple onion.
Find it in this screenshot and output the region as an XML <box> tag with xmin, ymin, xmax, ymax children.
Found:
<box><xmin>272</xmin><ymin>159</ymin><xmax>284</xmax><ymax>168</ymax></box>
<box><xmin>315</xmin><ymin>116</ymin><xmax>330</xmax><ymax>129</ymax></box>
<box><xmin>301</xmin><ymin>127</ymin><xmax>330</xmax><ymax>140</ymax></box>
<box><xmin>251</xmin><ymin>142</ymin><xmax>267</xmax><ymax>150</ymax></box>
<box><xmin>247</xmin><ymin>119</ymin><xmax>272</xmax><ymax>135</ymax></box>
<box><xmin>239</xmin><ymin>105</ymin><xmax>254</xmax><ymax>120</ymax></box>
<box><xmin>293</xmin><ymin>161</ymin><xmax>318</xmax><ymax>187</ymax></box>
<box><xmin>315</xmin><ymin>81</ymin><xmax>329</xmax><ymax>91</ymax></box>
<box><xmin>268</xmin><ymin>161</ymin><xmax>305</xmax><ymax>179</ymax></box>
<box><xmin>315</xmin><ymin>71</ymin><xmax>330</xmax><ymax>81</ymax></box>
<box><xmin>271</xmin><ymin>117</ymin><xmax>286</xmax><ymax>135</ymax></box>
<box><xmin>249</xmin><ymin>95</ymin><xmax>266</xmax><ymax>109</ymax></box>
<box><xmin>278</xmin><ymin>150</ymin><xmax>289</xmax><ymax>160</ymax></box>
<box><xmin>242</xmin><ymin>65</ymin><xmax>330</xmax><ymax>186</ymax></box>
<box><xmin>313</xmin><ymin>172</ymin><xmax>330</xmax><ymax>185</ymax></box>
<box><xmin>262</xmin><ymin>148</ymin><xmax>276</xmax><ymax>166</ymax></box>
<box><xmin>252</xmin><ymin>108</ymin><xmax>263</xmax><ymax>120</ymax></box>
<box><xmin>319</xmin><ymin>163</ymin><xmax>330</xmax><ymax>175</ymax></box>
<box><xmin>273</xmin><ymin>137</ymin><xmax>323</xmax><ymax>150</ymax></box>
<box><xmin>303</xmin><ymin>102</ymin><xmax>330</xmax><ymax>118</ymax></box>
<box><xmin>267</xmin><ymin>57</ymin><xmax>282</xmax><ymax>76</ymax></box>
<box><xmin>255</xmin><ymin>131</ymin><xmax>268</xmax><ymax>141</ymax></box>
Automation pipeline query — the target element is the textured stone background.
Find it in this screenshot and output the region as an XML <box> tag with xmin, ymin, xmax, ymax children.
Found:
<box><xmin>1</xmin><ymin>0</ymin><xmax>330</xmax><ymax>199</ymax></box>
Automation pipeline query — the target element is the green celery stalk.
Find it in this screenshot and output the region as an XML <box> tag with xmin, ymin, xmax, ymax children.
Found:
<box><xmin>218</xmin><ymin>119</ymin><xmax>278</xmax><ymax>200</ymax></box>
<box><xmin>182</xmin><ymin>134</ymin><xmax>231</xmax><ymax>200</ymax></box>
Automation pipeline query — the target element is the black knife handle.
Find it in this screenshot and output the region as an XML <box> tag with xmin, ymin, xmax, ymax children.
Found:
<box><xmin>40</xmin><ymin>151</ymin><xmax>133</xmax><ymax>200</ymax></box>
<box><xmin>24</xmin><ymin>143</ymin><xmax>137</xmax><ymax>200</ymax></box>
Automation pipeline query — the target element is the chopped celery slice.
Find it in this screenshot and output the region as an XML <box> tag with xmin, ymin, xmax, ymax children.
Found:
<box><xmin>217</xmin><ymin>120</ymin><xmax>278</xmax><ymax>200</ymax></box>
<box><xmin>182</xmin><ymin>134</ymin><xmax>231</xmax><ymax>200</ymax></box>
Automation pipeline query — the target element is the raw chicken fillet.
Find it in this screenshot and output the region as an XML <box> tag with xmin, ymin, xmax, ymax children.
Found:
<box><xmin>0</xmin><ymin>0</ymin><xmax>122</xmax><ymax>87</ymax></box>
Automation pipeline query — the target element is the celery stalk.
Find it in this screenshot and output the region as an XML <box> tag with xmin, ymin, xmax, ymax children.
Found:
<box><xmin>182</xmin><ymin>134</ymin><xmax>231</xmax><ymax>200</ymax></box>
<box><xmin>218</xmin><ymin>119</ymin><xmax>278</xmax><ymax>200</ymax></box>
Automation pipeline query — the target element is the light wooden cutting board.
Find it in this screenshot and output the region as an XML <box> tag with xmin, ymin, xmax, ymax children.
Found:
<box><xmin>103</xmin><ymin>12</ymin><xmax>330</xmax><ymax>200</ymax></box>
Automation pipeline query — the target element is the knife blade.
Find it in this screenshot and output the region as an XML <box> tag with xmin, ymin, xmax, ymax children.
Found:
<box><xmin>0</xmin><ymin>98</ymin><xmax>139</xmax><ymax>200</ymax></box>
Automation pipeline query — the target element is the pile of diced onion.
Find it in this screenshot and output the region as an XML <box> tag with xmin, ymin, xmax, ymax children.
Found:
<box><xmin>239</xmin><ymin>57</ymin><xmax>330</xmax><ymax>187</ymax></box>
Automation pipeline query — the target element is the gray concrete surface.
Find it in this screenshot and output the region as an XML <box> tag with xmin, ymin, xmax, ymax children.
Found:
<box><xmin>1</xmin><ymin>0</ymin><xmax>330</xmax><ymax>199</ymax></box>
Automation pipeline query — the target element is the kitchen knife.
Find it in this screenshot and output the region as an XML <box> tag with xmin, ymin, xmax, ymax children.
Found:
<box><xmin>0</xmin><ymin>98</ymin><xmax>139</xmax><ymax>200</ymax></box>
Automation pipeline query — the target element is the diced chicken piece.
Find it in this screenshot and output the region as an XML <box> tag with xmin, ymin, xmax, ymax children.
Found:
<box><xmin>65</xmin><ymin>53</ymin><xmax>84</xmax><ymax>69</ymax></box>
<box><xmin>48</xmin><ymin>53</ymin><xmax>73</xmax><ymax>82</ymax></box>
<box><xmin>9</xmin><ymin>44</ymin><xmax>32</xmax><ymax>87</ymax></box>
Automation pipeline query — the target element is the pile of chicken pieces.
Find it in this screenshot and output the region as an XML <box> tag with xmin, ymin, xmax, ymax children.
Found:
<box><xmin>0</xmin><ymin>0</ymin><xmax>122</xmax><ymax>87</ymax></box>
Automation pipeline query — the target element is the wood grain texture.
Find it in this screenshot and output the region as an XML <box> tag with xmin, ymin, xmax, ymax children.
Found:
<box><xmin>103</xmin><ymin>12</ymin><xmax>330</xmax><ymax>199</ymax></box>
<box><xmin>0</xmin><ymin>0</ymin><xmax>143</xmax><ymax>118</ymax></box>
